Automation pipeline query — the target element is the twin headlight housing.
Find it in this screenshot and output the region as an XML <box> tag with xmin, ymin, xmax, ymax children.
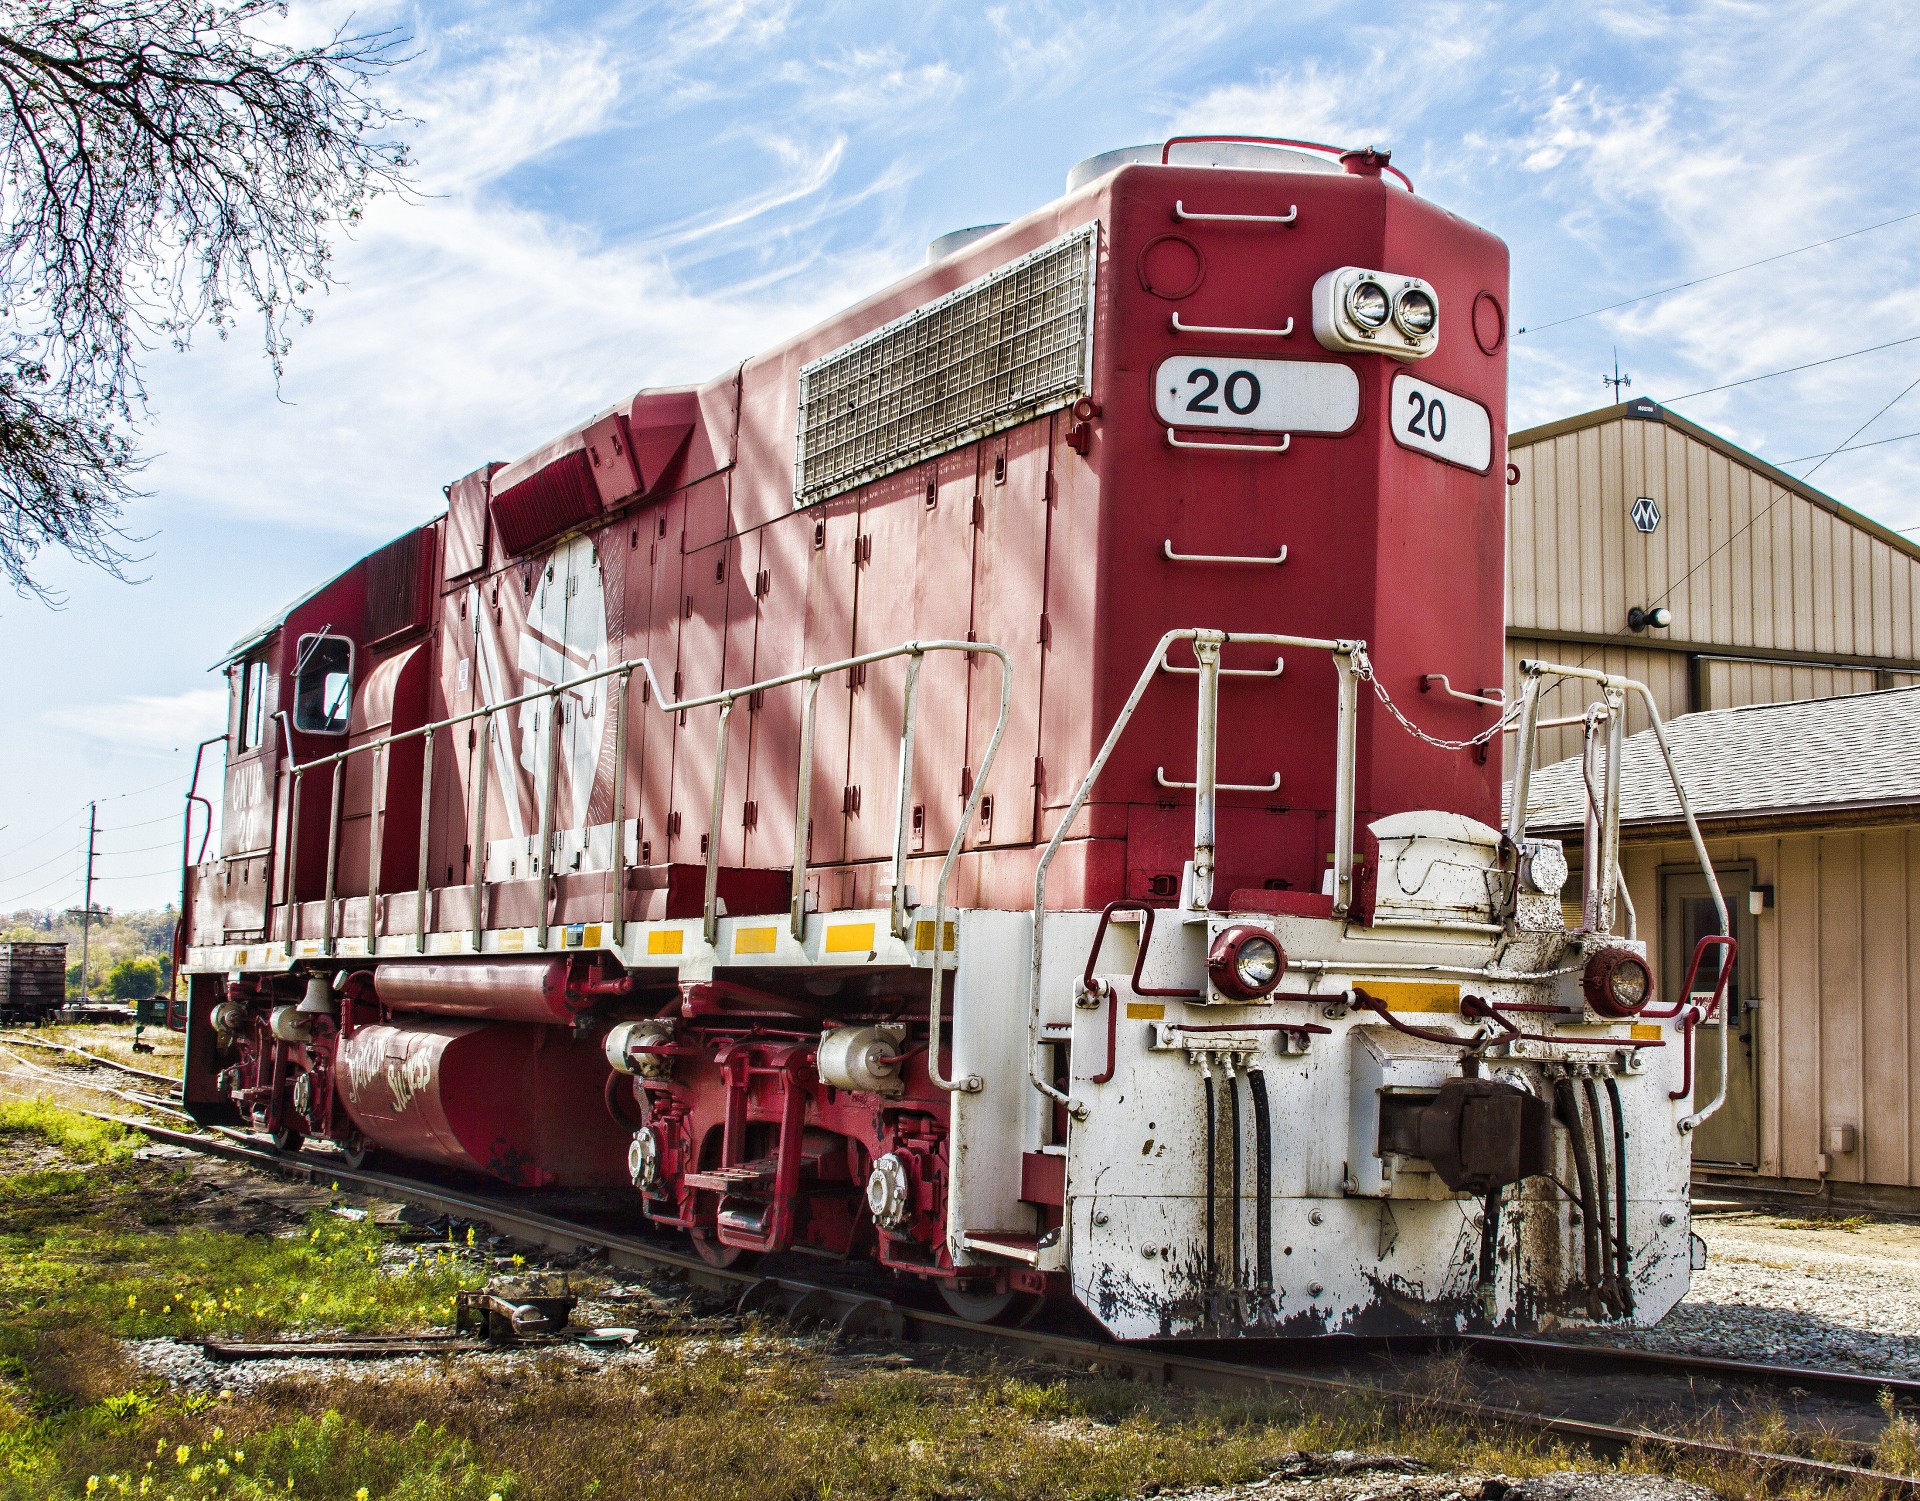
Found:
<box><xmin>1312</xmin><ymin>267</ymin><xmax>1440</xmax><ymax>360</ymax></box>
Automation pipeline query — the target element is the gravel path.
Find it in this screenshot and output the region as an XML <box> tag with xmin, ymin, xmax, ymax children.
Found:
<box><xmin>1587</xmin><ymin>1208</ymin><xmax>1920</xmax><ymax>1375</ymax></box>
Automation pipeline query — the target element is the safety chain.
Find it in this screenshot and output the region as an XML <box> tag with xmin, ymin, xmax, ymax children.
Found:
<box><xmin>1350</xmin><ymin>646</ymin><xmax>1525</xmax><ymax>752</ymax></box>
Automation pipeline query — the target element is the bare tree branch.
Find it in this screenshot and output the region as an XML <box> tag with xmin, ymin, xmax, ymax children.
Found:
<box><xmin>0</xmin><ymin>0</ymin><xmax>413</xmax><ymax>595</ymax></box>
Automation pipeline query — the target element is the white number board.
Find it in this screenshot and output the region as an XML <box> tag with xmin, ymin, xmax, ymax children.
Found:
<box><xmin>1389</xmin><ymin>373</ymin><xmax>1492</xmax><ymax>472</ymax></box>
<box><xmin>1155</xmin><ymin>356</ymin><xmax>1360</xmax><ymax>434</ymax></box>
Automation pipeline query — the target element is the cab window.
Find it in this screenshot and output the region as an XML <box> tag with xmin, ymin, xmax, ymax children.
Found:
<box><xmin>293</xmin><ymin>634</ymin><xmax>353</xmax><ymax>734</ymax></box>
<box><xmin>236</xmin><ymin>658</ymin><xmax>268</xmax><ymax>751</ymax></box>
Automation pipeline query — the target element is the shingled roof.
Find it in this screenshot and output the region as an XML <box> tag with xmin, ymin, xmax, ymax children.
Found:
<box><xmin>1521</xmin><ymin>686</ymin><xmax>1920</xmax><ymax>835</ymax></box>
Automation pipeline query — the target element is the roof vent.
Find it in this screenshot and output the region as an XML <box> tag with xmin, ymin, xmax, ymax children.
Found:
<box><xmin>1624</xmin><ymin>398</ymin><xmax>1664</xmax><ymax>421</ymax></box>
<box><xmin>926</xmin><ymin>224</ymin><xmax>1007</xmax><ymax>264</ymax></box>
<box><xmin>1066</xmin><ymin>139</ymin><xmax>1343</xmax><ymax>192</ymax></box>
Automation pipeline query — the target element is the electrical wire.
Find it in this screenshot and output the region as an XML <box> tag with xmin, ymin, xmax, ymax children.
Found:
<box><xmin>1659</xmin><ymin>332</ymin><xmax>1920</xmax><ymax>404</ymax></box>
<box><xmin>0</xmin><ymin>774</ymin><xmax>186</xmax><ymax>864</ymax></box>
<box><xmin>92</xmin><ymin>838</ymin><xmax>180</xmax><ymax>859</ymax></box>
<box><xmin>92</xmin><ymin>867</ymin><xmax>180</xmax><ymax>882</ymax></box>
<box><xmin>1516</xmin><ymin>208</ymin><xmax>1920</xmax><ymax>336</ymax></box>
<box><xmin>0</xmin><ymin>842</ymin><xmax>83</xmax><ymax>889</ymax></box>
<box><xmin>1776</xmin><ymin>427</ymin><xmax>1920</xmax><ymax>467</ymax></box>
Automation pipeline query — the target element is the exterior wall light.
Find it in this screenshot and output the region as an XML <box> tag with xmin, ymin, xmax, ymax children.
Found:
<box><xmin>1627</xmin><ymin>605</ymin><xmax>1673</xmax><ymax>632</ymax></box>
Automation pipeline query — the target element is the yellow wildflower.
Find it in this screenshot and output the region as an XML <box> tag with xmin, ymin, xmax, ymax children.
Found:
<box><xmin>175</xmin><ymin>1445</ymin><xmax>190</xmax><ymax>1466</ymax></box>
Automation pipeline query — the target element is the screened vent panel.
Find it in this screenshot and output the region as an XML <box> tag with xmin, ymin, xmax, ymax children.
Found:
<box><xmin>795</xmin><ymin>224</ymin><xmax>1097</xmax><ymax>507</ymax></box>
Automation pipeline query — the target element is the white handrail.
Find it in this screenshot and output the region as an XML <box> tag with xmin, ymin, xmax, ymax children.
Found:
<box><xmin>1510</xmin><ymin>658</ymin><xmax>1731</xmax><ymax>1132</ymax></box>
<box><xmin>1026</xmin><ymin>628</ymin><xmax>1360</xmax><ymax>1117</ymax></box>
<box><xmin>278</xmin><ymin>638</ymin><xmax>1013</xmax><ymax>971</ymax></box>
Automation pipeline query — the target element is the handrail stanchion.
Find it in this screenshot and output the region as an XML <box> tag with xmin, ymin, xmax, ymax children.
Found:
<box><xmin>609</xmin><ymin>669</ymin><xmax>631</xmax><ymax>946</ymax></box>
<box><xmin>415</xmin><ymin>727</ymin><xmax>434</xmax><ymax>952</ymax></box>
<box><xmin>1596</xmin><ymin>687</ymin><xmax>1626</xmax><ymax>934</ymax></box>
<box><xmin>790</xmin><ymin>675</ymin><xmax>822</xmax><ymax>943</ymax></box>
<box><xmin>1505</xmin><ymin>670</ymin><xmax>1544</xmax><ymax>850</ymax></box>
<box><xmin>926</xmin><ymin>644</ymin><xmax>1012</xmax><ymax>1095</ymax></box>
<box><xmin>536</xmin><ymin>688</ymin><xmax>562</xmax><ymax>949</ymax></box>
<box><xmin>322</xmin><ymin>760</ymin><xmax>344</xmax><ymax>958</ymax></box>
<box><xmin>469</xmin><ymin>707</ymin><xmax>491</xmax><ymax>951</ymax></box>
<box><xmin>1582</xmin><ymin>708</ymin><xmax>1610</xmax><ymax>931</ymax></box>
<box><xmin>365</xmin><ymin>742</ymin><xmax>383</xmax><ymax>951</ymax></box>
<box><xmin>1331</xmin><ymin>644</ymin><xmax>1361</xmax><ymax>915</ymax></box>
<box><xmin>1188</xmin><ymin>634</ymin><xmax>1222</xmax><ymax>910</ymax></box>
<box><xmin>703</xmin><ymin>696</ymin><xmax>734</xmax><ymax>947</ymax></box>
<box><xmin>284</xmin><ymin>758</ymin><xmax>303</xmax><ymax>950</ymax></box>
<box><xmin>890</xmin><ymin>649</ymin><xmax>926</xmax><ymax>939</ymax></box>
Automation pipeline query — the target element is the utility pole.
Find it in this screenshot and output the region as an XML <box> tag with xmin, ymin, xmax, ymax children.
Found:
<box><xmin>78</xmin><ymin>802</ymin><xmax>97</xmax><ymax>1002</ymax></box>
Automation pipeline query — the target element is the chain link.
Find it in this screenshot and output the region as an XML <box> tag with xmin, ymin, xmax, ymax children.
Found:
<box><xmin>1351</xmin><ymin>648</ymin><xmax>1524</xmax><ymax>752</ymax></box>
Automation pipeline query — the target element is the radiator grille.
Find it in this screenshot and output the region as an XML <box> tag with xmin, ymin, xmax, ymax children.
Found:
<box><xmin>795</xmin><ymin>224</ymin><xmax>1097</xmax><ymax>506</ymax></box>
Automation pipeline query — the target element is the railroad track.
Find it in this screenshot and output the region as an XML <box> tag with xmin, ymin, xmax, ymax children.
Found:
<box><xmin>81</xmin><ymin>1113</ymin><xmax>1920</xmax><ymax>1498</ymax></box>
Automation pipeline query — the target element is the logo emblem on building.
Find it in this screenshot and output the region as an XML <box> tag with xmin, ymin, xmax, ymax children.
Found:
<box><xmin>1631</xmin><ymin>496</ymin><xmax>1661</xmax><ymax>534</ymax></box>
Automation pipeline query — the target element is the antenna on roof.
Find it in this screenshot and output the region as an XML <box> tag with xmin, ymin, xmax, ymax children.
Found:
<box><xmin>1603</xmin><ymin>349</ymin><xmax>1633</xmax><ymax>401</ymax></box>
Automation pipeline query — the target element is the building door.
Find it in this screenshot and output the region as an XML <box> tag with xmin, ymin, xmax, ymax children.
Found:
<box><xmin>1661</xmin><ymin>864</ymin><xmax>1758</xmax><ymax>1168</ymax></box>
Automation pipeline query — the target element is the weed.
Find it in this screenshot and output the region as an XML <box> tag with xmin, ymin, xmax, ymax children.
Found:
<box><xmin>1875</xmin><ymin>1388</ymin><xmax>1920</xmax><ymax>1476</ymax></box>
<box><xmin>0</xmin><ymin>1101</ymin><xmax>140</xmax><ymax>1164</ymax></box>
<box><xmin>1776</xmin><ymin>1213</ymin><xmax>1872</xmax><ymax>1232</ymax></box>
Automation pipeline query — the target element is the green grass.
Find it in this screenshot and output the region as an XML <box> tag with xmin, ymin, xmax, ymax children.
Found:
<box><xmin>0</xmin><ymin>1099</ymin><xmax>142</xmax><ymax>1164</ymax></box>
<box><xmin>0</xmin><ymin>1400</ymin><xmax>513</xmax><ymax>1500</ymax></box>
<box><xmin>1</xmin><ymin>1101</ymin><xmax>1905</xmax><ymax>1501</ymax></box>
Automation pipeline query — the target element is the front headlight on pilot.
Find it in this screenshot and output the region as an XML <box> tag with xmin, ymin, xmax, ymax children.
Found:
<box><xmin>1207</xmin><ymin>925</ymin><xmax>1287</xmax><ymax>1001</ymax></box>
<box><xmin>1312</xmin><ymin>267</ymin><xmax>1440</xmax><ymax>360</ymax></box>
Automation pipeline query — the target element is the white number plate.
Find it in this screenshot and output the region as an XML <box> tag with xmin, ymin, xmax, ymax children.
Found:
<box><xmin>1155</xmin><ymin>356</ymin><xmax>1360</xmax><ymax>434</ymax></box>
<box><xmin>1389</xmin><ymin>374</ymin><xmax>1492</xmax><ymax>472</ymax></box>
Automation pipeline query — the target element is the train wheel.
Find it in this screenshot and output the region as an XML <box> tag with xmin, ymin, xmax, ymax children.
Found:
<box><xmin>937</xmin><ymin>1279</ymin><xmax>1045</xmax><ymax>1327</ymax></box>
<box><xmin>269</xmin><ymin>1124</ymin><xmax>305</xmax><ymax>1155</ymax></box>
<box><xmin>689</xmin><ymin>1230</ymin><xmax>760</xmax><ymax>1272</ymax></box>
<box><xmin>339</xmin><ymin>1135</ymin><xmax>379</xmax><ymax>1171</ymax></box>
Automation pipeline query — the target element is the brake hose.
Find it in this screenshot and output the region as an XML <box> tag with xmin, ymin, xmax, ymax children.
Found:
<box><xmin>1247</xmin><ymin>1067</ymin><xmax>1274</xmax><ymax>1295</ymax></box>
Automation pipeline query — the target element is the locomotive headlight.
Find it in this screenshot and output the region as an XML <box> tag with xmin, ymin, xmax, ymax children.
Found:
<box><xmin>1393</xmin><ymin>286</ymin><xmax>1437</xmax><ymax>337</ymax></box>
<box><xmin>1314</xmin><ymin>267</ymin><xmax>1441</xmax><ymax>360</ymax></box>
<box><xmin>1582</xmin><ymin>947</ymin><xmax>1655</xmax><ymax>1019</ymax></box>
<box><xmin>1207</xmin><ymin>925</ymin><xmax>1287</xmax><ymax>1001</ymax></box>
<box><xmin>1346</xmin><ymin>278</ymin><xmax>1391</xmax><ymax>329</ymax></box>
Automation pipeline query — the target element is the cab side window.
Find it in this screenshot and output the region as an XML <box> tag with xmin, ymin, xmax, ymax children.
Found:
<box><xmin>293</xmin><ymin>634</ymin><xmax>354</xmax><ymax>735</ymax></box>
<box><xmin>236</xmin><ymin>658</ymin><xmax>268</xmax><ymax>751</ymax></box>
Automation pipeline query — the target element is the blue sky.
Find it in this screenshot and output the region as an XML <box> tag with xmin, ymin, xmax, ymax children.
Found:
<box><xmin>5</xmin><ymin>0</ymin><xmax>1920</xmax><ymax>913</ymax></box>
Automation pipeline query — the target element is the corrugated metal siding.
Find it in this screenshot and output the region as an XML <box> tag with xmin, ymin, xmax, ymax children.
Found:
<box><xmin>1510</xmin><ymin>419</ymin><xmax>1920</xmax><ymax>655</ymax></box>
<box><xmin>1507</xmin><ymin>414</ymin><xmax>1920</xmax><ymax>766</ymax></box>
<box><xmin>1624</xmin><ymin>825</ymin><xmax>1920</xmax><ymax>1190</ymax></box>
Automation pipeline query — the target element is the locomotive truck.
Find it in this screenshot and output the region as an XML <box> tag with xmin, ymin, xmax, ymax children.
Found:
<box><xmin>176</xmin><ymin>136</ymin><xmax>1734</xmax><ymax>1336</ymax></box>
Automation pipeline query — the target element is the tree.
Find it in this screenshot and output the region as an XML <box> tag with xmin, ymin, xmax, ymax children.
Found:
<box><xmin>103</xmin><ymin>954</ymin><xmax>161</xmax><ymax>999</ymax></box>
<box><xmin>0</xmin><ymin>1</ymin><xmax>411</xmax><ymax>596</ymax></box>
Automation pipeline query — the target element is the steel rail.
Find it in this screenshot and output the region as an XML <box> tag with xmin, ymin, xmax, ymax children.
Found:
<box><xmin>89</xmin><ymin>1115</ymin><xmax>1920</xmax><ymax>1498</ymax></box>
<box><xmin>0</xmin><ymin>1033</ymin><xmax>184</xmax><ymax>1090</ymax></box>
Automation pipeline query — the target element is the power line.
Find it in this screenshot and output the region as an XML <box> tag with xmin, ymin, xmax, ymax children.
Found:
<box><xmin>0</xmin><ymin>840</ymin><xmax>84</xmax><ymax>890</ymax></box>
<box><xmin>0</xmin><ymin>773</ymin><xmax>186</xmax><ymax>865</ymax></box>
<box><xmin>93</xmin><ymin>838</ymin><xmax>181</xmax><ymax>859</ymax></box>
<box><xmin>1516</xmin><ymin>207</ymin><xmax>1920</xmax><ymax>336</ymax></box>
<box><xmin>92</xmin><ymin>866</ymin><xmax>180</xmax><ymax>882</ymax></box>
<box><xmin>1660</xmin><ymin>332</ymin><xmax>1920</xmax><ymax>404</ymax></box>
<box><xmin>1776</xmin><ymin>427</ymin><xmax>1920</xmax><ymax>467</ymax></box>
<box><xmin>0</xmin><ymin>868</ymin><xmax>82</xmax><ymax>906</ymax></box>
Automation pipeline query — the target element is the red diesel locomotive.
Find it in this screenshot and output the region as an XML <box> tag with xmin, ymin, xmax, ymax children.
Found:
<box><xmin>179</xmin><ymin>137</ymin><xmax>1721</xmax><ymax>1335</ymax></box>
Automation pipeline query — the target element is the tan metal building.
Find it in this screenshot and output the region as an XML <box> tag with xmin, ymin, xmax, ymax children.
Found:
<box><xmin>1525</xmin><ymin>692</ymin><xmax>1920</xmax><ymax>1211</ymax></box>
<box><xmin>1505</xmin><ymin>398</ymin><xmax>1920</xmax><ymax>765</ymax></box>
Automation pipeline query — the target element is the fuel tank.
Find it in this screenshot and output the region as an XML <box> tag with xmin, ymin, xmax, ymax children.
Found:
<box><xmin>334</xmin><ymin>1018</ymin><xmax>628</xmax><ymax>1186</ymax></box>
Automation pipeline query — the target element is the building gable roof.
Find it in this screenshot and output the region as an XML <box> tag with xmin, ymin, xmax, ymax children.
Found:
<box><xmin>1511</xmin><ymin>399</ymin><xmax>1920</xmax><ymax>567</ymax></box>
